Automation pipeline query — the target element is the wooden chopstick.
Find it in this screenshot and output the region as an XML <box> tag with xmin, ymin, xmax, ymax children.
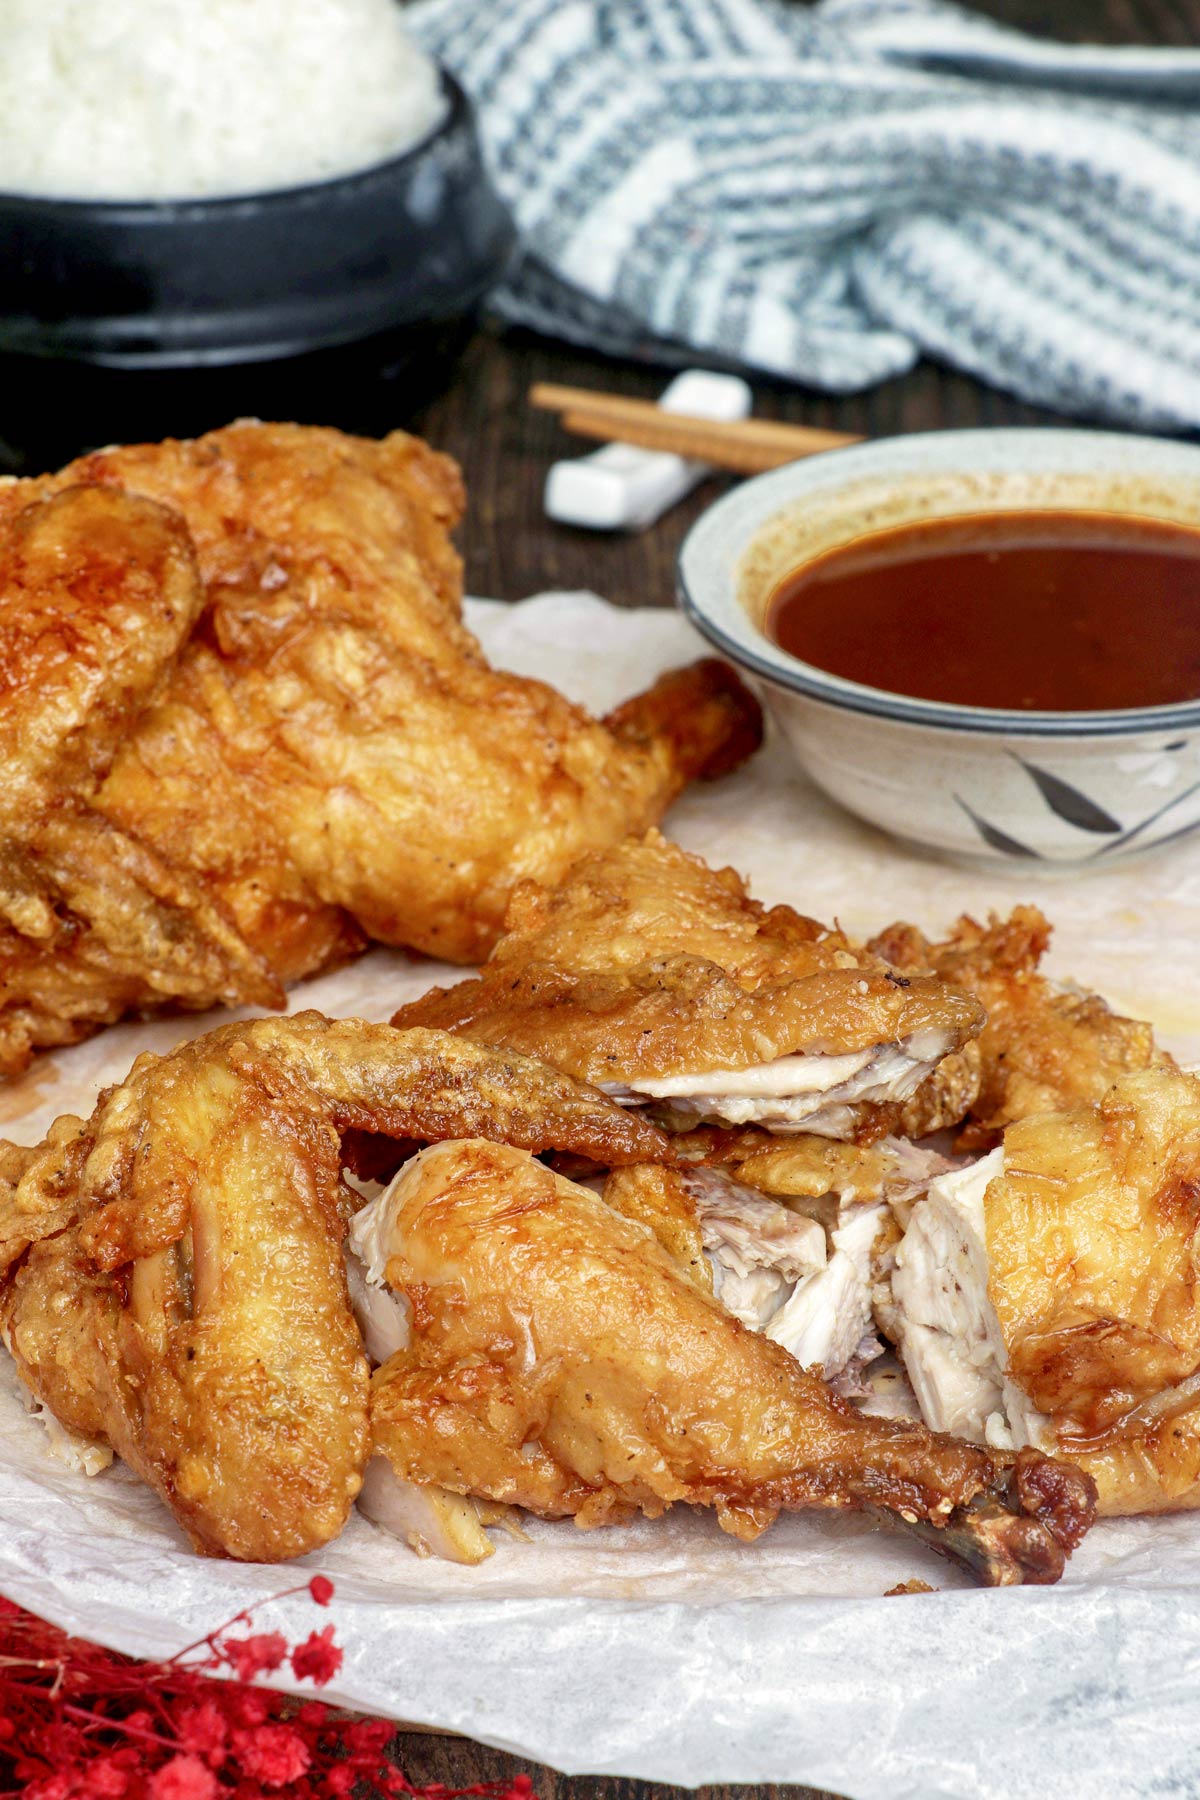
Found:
<box><xmin>530</xmin><ymin>381</ymin><xmax>861</xmax><ymax>473</ymax></box>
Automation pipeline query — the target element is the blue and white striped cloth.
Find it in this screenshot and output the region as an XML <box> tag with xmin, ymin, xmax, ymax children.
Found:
<box><xmin>407</xmin><ymin>0</ymin><xmax>1200</xmax><ymax>430</ymax></box>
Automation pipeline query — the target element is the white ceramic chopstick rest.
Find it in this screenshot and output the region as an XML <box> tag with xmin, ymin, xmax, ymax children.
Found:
<box><xmin>543</xmin><ymin>369</ymin><xmax>752</xmax><ymax>531</ymax></box>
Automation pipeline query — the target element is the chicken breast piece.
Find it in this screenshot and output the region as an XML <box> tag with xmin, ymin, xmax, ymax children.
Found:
<box><xmin>362</xmin><ymin>1137</ymin><xmax>1095</xmax><ymax>1584</ymax></box>
<box><xmin>394</xmin><ymin>833</ymin><xmax>983</xmax><ymax>1141</ymax></box>
<box><xmin>886</xmin><ymin>1066</ymin><xmax>1200</xmax><ymax>1516</ymax></box>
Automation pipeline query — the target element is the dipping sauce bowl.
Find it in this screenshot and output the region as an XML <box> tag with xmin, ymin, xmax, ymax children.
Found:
<box><xmin>677</xmin><ymin>428</ymin><xmax>1200</xmax><ymax>870</ymax></box>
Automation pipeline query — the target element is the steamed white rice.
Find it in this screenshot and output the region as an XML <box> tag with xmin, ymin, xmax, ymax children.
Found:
<box><xmin>0</xmin><ymin>0</ymin><xmax>446</xmax><ymax>201</ymax></box>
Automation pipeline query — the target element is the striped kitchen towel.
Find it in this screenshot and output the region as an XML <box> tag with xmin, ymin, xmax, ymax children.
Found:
<box><xmin>406</xmin><ymin>0</ymin><xmax>1200</xmax><ymax>431</ymax></box>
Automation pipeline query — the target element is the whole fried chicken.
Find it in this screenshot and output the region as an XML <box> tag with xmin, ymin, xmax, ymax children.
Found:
<box><xmin>0</xmin><ymin>424</ymin><xmax>761</xmax><ymax>1078</ymax></box>
<box><xmin>354</xmin><ymin>1138</ymin><xmax>1094</xmax><ymax>1585</ymax></box>
<box><xmin>392</xmin><ymin>832</ymin><xmax>983</xmax><ymax>1141</ymax></box>
<box><xmin>0</xmin><ymin>1013</ymin><xmax>670</xmax><ymax>1560</ymax></box>
<box><xmin>869</xmin><ymin>906</ymin><xmax>1165</xmax><ymax>1145</ymax></box>
<box><xmin>884</xmin><ymin>1066</ymin><xmax>1200</xmax><ymax>1516</ymax></box>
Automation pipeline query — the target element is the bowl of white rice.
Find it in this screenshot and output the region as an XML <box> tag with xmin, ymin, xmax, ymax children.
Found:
<box><xmin>0</xmin><ymin>0</ymin><xmax>514</xmax><ymax>466</ymax></box>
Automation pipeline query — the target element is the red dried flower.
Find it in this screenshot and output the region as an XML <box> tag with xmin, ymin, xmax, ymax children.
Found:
<box><xmin>173</xmin><ymin>1694</ymin><xmax>229</xmax><ymax>1762</ymax></box>
<box><xmin>345</xmin><ymin>1718</ymin><xmax>393</xmax><ymax>1755</ymax></box>
<box><xmin>308</xmin><ymin>1575</ymin><xmax>335</xmax><ymax>1607</ymax></box>
<box><xmin>290</xmin><ymin>1624</ymin><xmax>343</xmax><ymax>1686</ymax></box>
<box><xmin>0</xmin><ymin>1589</ymin><xmax>535</xmax><ymax>1800</ymax></box>
<box><xmin>148</xmin><ymin>1755</ymin><xmax>221</xmax><ymax>1800</ymax></box>
<box><xmin>229</xmin><ymin>1721</ymin><xmax>311</xmax><ymax>1786</ymax></box>
<box><xmin>221</xmin><ymin>1630</ymin><xmax>288</xmax><ymax>1681</ymax></box>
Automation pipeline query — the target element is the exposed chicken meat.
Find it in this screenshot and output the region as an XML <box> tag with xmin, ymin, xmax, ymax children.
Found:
<box><xmin>362</xmin><ymin>1137</ymin><xmax>1095</xmax><ymax>1584</ymax></box>
<box><xmin>393</xmin><ymin>832</ymin><xmax>984</xmax><ymax>1144</ymax></box>
<box><xmin>603</xmin><ymin>1030</ymin><xmax>958</xmax><ymax>1135</ymax></box>
<box><xmin>766</xmin><ymin>1202</ymin><xmax>886</xmax><ymax>1385</ymax></box>
<box><xmin>891</xmin><ymin>1151</ymin><xmax>1053</xmax><ymax>1452</ymax></box>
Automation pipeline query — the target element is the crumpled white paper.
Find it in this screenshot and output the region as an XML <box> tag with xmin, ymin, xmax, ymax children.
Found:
<box><xmin>2</xmin><ymin>594</ymin><xmax>1199</xmax><ymax>1800</ymax></box>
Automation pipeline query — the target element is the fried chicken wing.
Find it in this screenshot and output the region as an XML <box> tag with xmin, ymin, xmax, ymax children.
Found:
<box><xmin>869</xmin><ymin>906</ymin><xmax>1165</xmax><ymax>1145</ymax></box>
<box><xmin>885</xmin><ymin>1066</ymin><xmax>1200</xmax><ymax>1516</ymax></box>
<box><xmin>393</xmin><ymin>832</ymin><xmax>983</xmax><ymax>1140</ymax></box>
<box><xmin>357</xmin><ymin>1137</ymin><xmax>1094</xmax><ymax>1584</ymax></box>
<box><xmin>0</xmin><ymin>424</ymin><xmax>761</xmax><ymax>1076</ymax></box>
<box><xmin>0</xmin><ymin>1014</ymin><xmax>671</xmax><ymax>1558</ymax></box>
<box><xmin>0</xmin><ymin>484</ymin><xmax>280</xmax><ymax>1077</ymax></box>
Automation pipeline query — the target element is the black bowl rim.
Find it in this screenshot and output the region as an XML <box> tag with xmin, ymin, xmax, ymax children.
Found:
<box><xmin>0</xmin><ymin>63</ymin><xmax>468</xmax><ymax>216</ymax></box>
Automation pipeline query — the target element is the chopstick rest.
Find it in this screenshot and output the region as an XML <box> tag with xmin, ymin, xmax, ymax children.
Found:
<box><xmin>543</xmin><ymin>368</ymin><xmax>752</xmax><ymax>531</ymax></box>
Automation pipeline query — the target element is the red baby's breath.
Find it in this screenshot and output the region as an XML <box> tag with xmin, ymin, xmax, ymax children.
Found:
<box><xmin>289</xmin><ymin>1626</ymin><xmax>342</xmax><ymax>1688</ymax></box>
<box><xmin>220</xmin><ymin>1633</ymin><xmax>289</xmax><ymax>1682</ymax></box>
<box><xmin>0</xmin><ymin>1582</ymin><xmax>536</xmax><ymax>1800</ymax></box>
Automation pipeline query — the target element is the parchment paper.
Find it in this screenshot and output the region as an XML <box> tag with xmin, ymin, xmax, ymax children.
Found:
<box><xmin>2</xmin><ymin>595</ymin><xmax>1199</xmax><ymax>1800</ymax></box>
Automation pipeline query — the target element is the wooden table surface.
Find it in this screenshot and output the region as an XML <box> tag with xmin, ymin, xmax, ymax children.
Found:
<box><xmin>396</xmin><ymin>4</ymin><xmax>1198</xmax><ymax>1796</ymax></box>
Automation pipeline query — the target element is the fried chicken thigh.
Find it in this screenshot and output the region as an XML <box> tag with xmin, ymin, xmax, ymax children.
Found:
<box><xmin>0</xmin><ymin>424</ymin><xmax>761</xmax><ymax>1077</ymax></box>
<box><xmin>869</xmin><ymin>906</ymin><xmax>1165</xmax><ymax>1145</ymax></box>
<box><xmin>0</xmin><ymin>1014</ymin><xmax>670</xmax><ymax>1559</ymax></box>
<box><xmin>393</xmin><ymin>832</ymin><xmax>983</xmax><ymax>1140</ymax></box>
<box><xmin>885</xmin><ymin>1066</ymin><xmax>1200</xmax><ymax>1515</ymax></box>
<box><xmin>358</xmin><ymin>1137</ymin><xmax>1094</xmax><ymax>1584</ymax></box>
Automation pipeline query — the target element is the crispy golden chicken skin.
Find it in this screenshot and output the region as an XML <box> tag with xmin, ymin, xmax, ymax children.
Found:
<box><xmin>0</xmin><ymin>1015</ymin><xmax>671</xmax><ymax>1560</ymax></box>
<box><xmin>0</xmin><ymin>484</ymin><xmax>280</xmax><ymax>1078</ymax></box>
<box><xmin>0</xmin><ymin>424</ymin><xmax>761</xmax><ymax>1077</ymax></box>
<box><xmin>362</xmin><ymin>1138</ymin><xmax>1094</xmax><ymax>1585</ymax></box>
<box><xmin>869</xmin><ymin>905</ymin><xmax>1165</xmax><ymax>1145</ymax></box>
<box><xmin>884</xmin><ymin>1067</ymin><xmax>1200</xmax><ymax>1518</ymax></box>
<box><xmin>989</xmin><ymin>1067</ymin><xmax>1200</xmax><ymax>1515</ymax></box>
<box><xmin>393</xmin><ymin>833</ymin><xmax>983</xmax><ymax>1140</ymax></box>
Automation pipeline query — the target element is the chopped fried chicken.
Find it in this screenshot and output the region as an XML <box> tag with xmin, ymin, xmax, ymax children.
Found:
<box><xmin>0</xmin><ymin>1014</ymin><xmax>670</xmax><ymax>1559</ymax></box>
<box><xmin>622</xmin><ymin>1133</ymin><xmax>951</xmax><ymax>1385</ymax></box>
<box><xmin>885</xmin><ymin>1067</ymin><xmax>1200</xmax><ymax>1516</ymax></box>
<box><xmin>361</xmin><ymin>1136</ymin><xmax>1094</xmax><ymax>1584</ymax></box>
<box><xmin>0</xmin><ymin>425</ymin><xmax>761</xmax><ymax>1077</ymax></box>
<box><xmin>869</xmin><ymin>906</ymin><xmax>1165</xmax><ymax>1145</ymax></box>
<box><xmin>394</xmin><ymin>833</ymin><xmax>982</xmax><ymax>1140</ymax></box>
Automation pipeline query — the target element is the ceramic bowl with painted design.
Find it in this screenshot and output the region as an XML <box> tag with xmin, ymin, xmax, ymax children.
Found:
<box><xmin>677</xmin><ymin>428</ymin><xmax>1200</xmax><ymax>871</ymax></box>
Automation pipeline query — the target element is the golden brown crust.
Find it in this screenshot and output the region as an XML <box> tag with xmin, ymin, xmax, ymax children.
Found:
<box><xmin>394</xmin><ymin>833</ymin><xmax>983</xmax><ymax>1088</ymax></box>
<box><xmin>369</xmin><ymin>1138</ymin><xmax>1092</xmax><ymax>1580</ymax></box>
<box><xmin>0</xmin><ymin>1015</ymin><xmax>673</xmax><ymax>1560</ymax></box>
<box><xmin>869</xmin><ymin>905</ymin><xmax>1165</xmax><ymax>1142</ymax></box>
<box><xmin>0</xmin><ymin>427</ymin><xmax>762</xmax><ymax>1078</ymax></box>
<box><xmin>984</xmin><ymin>1066</ymin><xmax>1200</xmax><ymax>1515</ymax></box>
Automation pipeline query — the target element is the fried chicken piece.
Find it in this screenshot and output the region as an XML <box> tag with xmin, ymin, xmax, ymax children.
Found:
<box><xmin>0</xmin><ymin>1014</ymin><xmax>671</xmax><ymax>1559</ymax></box>
<box><xmin>394</xmin><ymin>833</ymin><xmax>982</xmax><ymax>1140</ymax></box>
<box><xmin>886</xmin><ymin>1066</ymin><xmax>1200</xmax><ymax>1515</ymax></box>
<box><xmin>869</xmin><ymin>906</ymin><xmax>1164</xmax><ymax>1145</ymax></box>
<box><xmin>0</xmin><ymin>424</ymin><xmax>761</xmax><ymax>1077</ymax></box>
<box><xmin>357</xmin><ymin>1137</ymin><xmax>1095</xmax><ymax>1584</ymax></box>
<box><xmin>0</xmin><ymin>485</ymin><xmax>281</xmax><ymax>1078</ymax></box>
<box><xmin>607</xmin><ymin>1133</ymin><xmax>950</xmax><ymax>1387</ymax></box>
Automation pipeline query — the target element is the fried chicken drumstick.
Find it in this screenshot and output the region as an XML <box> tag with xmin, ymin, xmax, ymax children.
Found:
<box><xmin>0</xmin><ymin>1014</ymin><xmax>670</xmax><ymax>1560</ymax></box>
<box><xmin>356</xmin><ymin>1138</ymin><xmax>1095</xmax><ymax>1585</ymax></box>
<box><xmin>0</xmin><ymin>424</ymin><xmax>761</xmax><ymax>1078</ymax></box>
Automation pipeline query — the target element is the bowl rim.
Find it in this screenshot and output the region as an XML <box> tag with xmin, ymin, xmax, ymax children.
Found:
<box><xmin>676</xmin><ymin>424</ymin><xmax>1200</xmax><ymax>740</ymax></box>
<box><xmin>0</xmin><ymin>64</ymin><xmax>465</xmax><ymax>215</ymax></box>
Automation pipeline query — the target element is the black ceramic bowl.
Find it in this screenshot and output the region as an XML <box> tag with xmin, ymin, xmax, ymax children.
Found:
<box><xmin>0</xmin><ymin>69</ymin><xmax>515</xmax><ymax>470</ymax></box>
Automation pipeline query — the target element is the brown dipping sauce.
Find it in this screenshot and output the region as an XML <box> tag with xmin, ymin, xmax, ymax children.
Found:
<box><xmin>764</xmin><ymin>510</ymin><xmax>1200</xmax><ymax>711</ymax></box>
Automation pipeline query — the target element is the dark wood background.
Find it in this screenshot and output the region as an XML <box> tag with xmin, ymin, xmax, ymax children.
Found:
<box><xmin>393</xmin><ymin>3</ymin><xmax>1197</xmax><ymax>1797</ymax></box>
